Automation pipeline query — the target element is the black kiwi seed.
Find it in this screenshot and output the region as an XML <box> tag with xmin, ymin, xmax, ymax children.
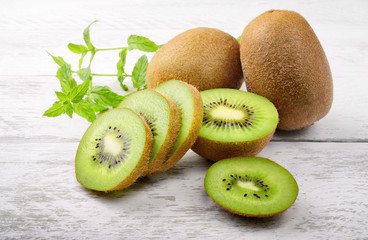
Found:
<box><xmin>222</xmin><ymin>179</ymin><xmax>226</xmax><ymax>181</ymax></box>
<box><xmin>253</xmin><ymin>194</ymin><xmax>261</xmax><ymax>199</ymax></box>
<box><xmin>244</xmin><ymin>194</ymin><xmax>247</xmax><ymax>197</ymax></box>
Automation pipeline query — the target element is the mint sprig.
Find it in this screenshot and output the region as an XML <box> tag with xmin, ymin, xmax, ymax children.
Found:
<box><xmin>44</xmin><ymin>20</ymin><xmax>160</xmax><ymax>122</ymax></box>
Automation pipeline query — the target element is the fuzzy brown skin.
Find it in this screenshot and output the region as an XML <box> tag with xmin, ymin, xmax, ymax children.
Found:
<box><xmin>191</xmin><ymin>129</ymin><xmax>275</xmax><ymax>162</ymax></box>
<box><xmin>240</xmin><ymin>10</ymin><xmax>333</xmax><ymax>131</ymax></box>
<box><xmin>110</xmin><ymin>113</ymin><xmax>153</xmax><ymax>191</ymax></box>
<box><xmin>146</xmin><ymin>27</ymin><xmax>243</xmax><ymax>91</ymax></box>
<box><xmin>152</xmin><ymin>82</ymin><xmax>203</xmax><ymax>174</ymax></box>
<box><xmin>144</xmin><ymin>91</ymin><xmax>181</xmax><ymax>175</ymax></box>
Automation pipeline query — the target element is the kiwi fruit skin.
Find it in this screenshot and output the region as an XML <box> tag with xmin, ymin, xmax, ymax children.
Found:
<box><xmin>192</xmin><ymin>130</ymin><xmax>275</xmax><ymax>162</ymax></box>
<box><xmin>75</xmin><ymin>108</ymin><xmax>153</xmax><ymax>192</ymax></box>
<box><xmin>204</xmin><ymin>157</ymin><xmax>298</xmax><ymax>218</ymax></box>
<box><xmin>153</xmin><ymin>80</ymin><xmax>203</xmax><ymax>174</ymax></box>
<box><xmin>146</xmin><ymin>27</ymin><xmax>243</xmax><ymax>91</ymax></box>
<box><xmin>240</xmin><ymin>10</ymin><xmax>333</xmax><ymax>131</ymax></box>
<box><xmin>118</xmin><ymin>90</ymin><xmax>181</xmax><ymax>175</ymax></box>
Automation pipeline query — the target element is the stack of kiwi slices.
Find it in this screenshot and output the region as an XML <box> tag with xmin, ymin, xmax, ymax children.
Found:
<box><xmin>75</xmin><ymin>80</ymin><xmax>203</xmax><ymax>191</ymax></box>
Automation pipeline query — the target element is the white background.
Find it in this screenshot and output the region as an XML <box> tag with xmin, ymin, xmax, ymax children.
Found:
<box><xmin>0</xmin><ymin>0</ymin><xmax>367</xmax><ymax>239</ymax></box>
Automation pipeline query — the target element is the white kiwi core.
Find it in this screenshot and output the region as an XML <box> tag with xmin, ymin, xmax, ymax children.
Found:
<box><xmin>103</xmin><ymin>133</ymin><xmax>124</xmax><ymax>156</ymax></box>
<box><xmin>210</xmin><ymin>106</ymin><xmax>247</xmax><ymax>122</ymax></box>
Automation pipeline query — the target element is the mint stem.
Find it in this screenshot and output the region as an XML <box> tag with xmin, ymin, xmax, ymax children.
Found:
<box><xmin>96</xmin><ymin>47</ymin><xmax>125</xmax><ymax>51</ymax></box>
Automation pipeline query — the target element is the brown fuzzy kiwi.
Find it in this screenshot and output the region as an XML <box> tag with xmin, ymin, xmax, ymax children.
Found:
<box><xmin>146</xmin><ymin>27</ymin><xmax>243</xmax><ymax>91</ymax></box>
<box><xmin>240</xmin><ymin>10</ymin><xmax>333</xmax><ymax>130</ymax></box>
<box><xmin>152</xmin><ymin>80</ymin><xmax>203</xmax><ymax>174</ymax></box>
<box><xmin>118</xmin><ymin>90</ymin><xmax>181</xmax><ymax>175</ymax></box>
<box><xmin>192</xmin><ymin>130</ymin><xmax>275</xmax><ymax>162</ymax></box>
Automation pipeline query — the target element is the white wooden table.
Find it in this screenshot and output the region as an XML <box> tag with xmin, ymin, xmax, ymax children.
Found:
<box><xmin>1</xmin><ymin>0</ymin><xmax>367</xmax><ymax>239</ymax></box>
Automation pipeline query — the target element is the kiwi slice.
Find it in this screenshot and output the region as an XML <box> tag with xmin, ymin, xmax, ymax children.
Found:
<box><xmin>75</xmin><ymin>108</ymin><xmax>153</xmax><ymax>191</ymax></box>
<box><xmin>191</xmin><ymin>89</ymin><xmax>278</xmax><ymax>161</ymax></box>
<box><xmin>204</xmin><ymin>157</ymin><xmax>299</xmax><ymax>217</ymax></box>
<box><xmin>118</xmin><ymin>89</ymin><xmax>180</xmax><ymax>174</ymax></box>
<box><xmin>153</xmin><ymin>80</ymin><xmax>203</xmax><ymax>173</ymax></box>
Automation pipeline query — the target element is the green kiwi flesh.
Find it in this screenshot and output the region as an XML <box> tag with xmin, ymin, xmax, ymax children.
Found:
<box><xmin>75</xmin><ymin>108</ymin><xmax>152</xmax><ymax>191</ymax></box>
<box><xmin>154</xmin><ymin>80</ymin><xmax>203</xmax><ymax>172</ymax></box>
<box><xmin>118</xmin><ymin>89</ymin><xmax>180</xmax><ymax>173</ymax></box>
<box><xmin>191</xmin><ymin>88</ymin><xmax>278</xmax><ymax>161</ymax></box>
<box><xmin>200</xmin><ymin>89</ymin><xmax>278</xmax><ymax>142</ymax></box>
<box><xmin>204</xmin><ymin>157</ymin><xmax>299</xmax><ymax>217</ymax></box>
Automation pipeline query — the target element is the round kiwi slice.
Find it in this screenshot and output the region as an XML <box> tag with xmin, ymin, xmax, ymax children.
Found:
<box><xmin>118</xmin><ymin>89</ymin><xmax>180</xmax><ymax>174</ymax></box>
<box><xmin>75</xmin><ymin>108</ymin><xmax>153</xmax><ymax>191</ymax></box>
<box><xmin>153</xmin><ymin>80</ymin><xmax>203</xmax><ymax>173</ymax></box>
<box><xmin>204</xmin><ymin>157</ymin><xmax>298</xmax><ymax>217</ymax></box>
<box><xmin>191</xmin><ymin>89</ymin><xmax>278</xmax><ymax>162</ymax></box>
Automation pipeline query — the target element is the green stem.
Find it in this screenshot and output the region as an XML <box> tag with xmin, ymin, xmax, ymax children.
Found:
<box><xmin>96</xmin><ymin>47</ymin><xmax>125</xmax><ymax>51</ymax></box>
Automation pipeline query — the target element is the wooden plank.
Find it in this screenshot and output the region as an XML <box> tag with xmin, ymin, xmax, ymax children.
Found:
<box><xmin>0</xmin><ymin>142</ymin><xmax>367</xmax><ymax>239</ymax></box>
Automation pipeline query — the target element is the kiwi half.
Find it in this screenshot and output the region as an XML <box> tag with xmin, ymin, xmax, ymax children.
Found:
<box><xmin>204</xmin><ymin>157</ymin><xmax>298</xmax><ymax>217</ymax></box>
<box><xmin>153</xmin><ymin>80</ymin><xmax>203</xmax><ymax>173</ymax></box>
<box><xmin>75</xmin><ymin>108</ymin><xmax>153</xmax><ymax>191</ymax></box>
<box><xmin>191</xmin><ymin>89</ymin><xmax>278</xmax><ymax>162</ymax></box>
<box><xmin>118</xmin><ymin>89</ymin><xmax>180</xmax><ymax>174</ymax></box>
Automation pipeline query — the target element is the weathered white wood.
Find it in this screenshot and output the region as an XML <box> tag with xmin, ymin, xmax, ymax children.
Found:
<box><xmin>0</xmin><ymin>142</ymin><xmax>367</xmax><ymax>239</ymax></box>
<box><xmin>1</xmin><ymin>0</ymin><xmax>368</xmax><ymax>239</ymax></box>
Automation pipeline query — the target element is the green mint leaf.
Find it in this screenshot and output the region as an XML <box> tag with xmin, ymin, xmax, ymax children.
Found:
<box><xmin>85</xmin><ymin>97</ymin><xmax>109</xmax><ymax>112</ymax></box>
<box><xmin>73</xmin><ymin>99</ymin><xmax>96</xmax><ymax>122</ymax></box>
<box><xmin>78</xmin><ymin>66</ymin><xmax>92</xmax><ymax>81</ymax></box>
<box><xmin>117</xmin><ymin>47</ymin><xmax>128</xmax><ymax>74</ymax></box>
<box><xmin>68</xmin><ymin>43</ymin><xmax>88</xmax><ymax>54</ymax></box>
<box><xmin>56</xmin><ymin>63</ymin><xmax>77</xmax><ymax>94</ymax></box>
<box><xmin>90</xmin><ymin>86</ymin><xmax>125</xmax><ymax>108</ymax></box>
<box><xmin>47</xmin><ymin>52</ymin><xmax>65</xmax><ymax>67</ymax></box>
<box><xmin>43</xmin><ymin>101</ymin><xmax>66</xmax><ymax>117</ymax></box>
<box><xmin>55</xmin><ymin>91</ymin><xmax>68</xmax><ymax>101</ymax></box>
<box><xmin>117</xmin><ymin>75</ymin><xmax>128</xmax><ymax>91</ymax></box>
<box><xmin>68</xmin><ymin>79</ymin><xmax>90</xmax><ymax>103</ymax></box>
<box><xmin>237</xmin><ymin>36</ymin><xmax>241</xmax><ymax>42</ymax></box>
<box><xmin>79</xmin><ymin>52</ymin><xmax>87</xmax><ymax>69</ymax></box>
<box><xmin>65</xmin><ymin>101</ymin><xmax>73</xmax><ymax>118</ymax></box>
<box><xmin>83</xmin><ymin>20</ymin><xmax>99</xmax><ymax>50</ymax></box>
<box><xmin>132</xmin><ymin>55</ymin><xmax>148</xmax><ymax>90</ymax></box>
<box><xmin>127</xmin><ymin>35</ymin><xmax>158</xmax><ymax>52</ymax></box>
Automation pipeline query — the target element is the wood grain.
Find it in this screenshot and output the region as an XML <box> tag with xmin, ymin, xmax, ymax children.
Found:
<box><xmin>0</xmin><ymin>0</ymin><xmax>367</xmax><ymax>239</ymax></box>
<box><xmin>0</xmin><ymin>142</ymin><xmax>367</xmax><ymax>239</ymax></box>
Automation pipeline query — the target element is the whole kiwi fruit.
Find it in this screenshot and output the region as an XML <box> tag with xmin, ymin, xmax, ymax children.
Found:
<box><xmin>240</xmin><ymin>10</ymin><xmax>333</xmax><ymax>131</ymax></box>
<box><xmin>146</xmin><ymin>27</ymin><xmax>243</xmax><ymax>91</ymax></box>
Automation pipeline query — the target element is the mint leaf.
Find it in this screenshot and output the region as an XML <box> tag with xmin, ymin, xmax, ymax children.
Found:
<box><xmin>118</xmin><ymin>76</ymin><xmax>128</xmax><ymax>91</ymax></box>
<box><xmin>117</xmin><ymin>48</ymin><xmax>128</xmax><ymax>74</ymax></box>
<box><xmin>43</xmin><ymin>101</ymin><xmax>66</xmax><ymax>117</ymax></box>
<box><xmin>85</xmin><ymin>97</ymin><xmax>109</xmax><ymax>112</ymax></box>
<box><xmin>78</xmin><ymin>66</ymin><xmax>92</xmax><ymax>81</ymax></box>
<box><xmin>68</xmin><ymin>79</ymin><xmax>90</xmax><ymax>103</ymax></box>
<box><xmin>132</xmin><ymin>55</ymin><xmax>148</xmax><ymax>90</ymax></box>
<box><xmin>237</xmin><ymin>36</ymin><xmax>241</xmax><ymax>42</ymax></box>
<box><xmin>55</xmin><ymin>91</ymin><xmax>68</xmax><ymax>101</ymax></box>
<box><xmin>127</xmin><ymin>35</ymin><xmax>158</xmax><ymax>52</ymax></box>
<box><xmin>47</xmin><ymin>52</ymin><xmax>65</xmax><ymax>67</ymax></box>
<box><xmin>56</xmin><ymin>63</ymin><xmax>77</xmax><ymax>94</ymax></box>
<box><xmin>90</xmin><ymin>86</ymin><xmax>125</xmax><ymax>108</ymax></box>
<box><xmin>79</xmin><ymin>52</ymin><xmax>87</xmax><ymax>69</ymax></box>
<box><xmin>73</xmin><ymin>99</ymin><xmax>96</xmax><ymax>122</ymax></box>
<box><xmin>83</xmin><ymin>20</ymin><xmax>98</xmax><ymax>50</ymax></box>
<box><xmin>68</xmin><ymin>43</ymin><xmax>88</xmax><ymax>54</ymax></box>
<box><xmin>65</xmin><ymin>101</ymin><xmax>73</xmax><ymax>118</ymax></box>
